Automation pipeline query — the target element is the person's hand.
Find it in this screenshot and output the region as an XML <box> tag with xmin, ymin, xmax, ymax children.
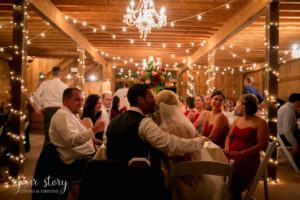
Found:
<box><xmin>92</xmin><ymin>119</ymin><xmax>106</xmax><ymax>134</ymax></box>
<box><xmin>35</xmin><ymin>107</ymin><xmax>43</xmax><ymax>115</ymax></box>
<box><xmin>223</xmin><ymin>146</ymin><xmax>230</xmax><ymax>155</ymax></box>
<box><xmin>197</xmin><ymin>136</ymin><xmax>209</xmax><ymax>148</ymax></box>
<box><xmin>92</xmin><ymin>137</ymin><xmax>103</xmax><ymax>151</ymax></box>
<box><xmin>228</xmin><ymin>151</ymin><xmax>244</xmax><ymax>161</ymax></box>
<box><xmin>92</xmin><ymin>137</ymin><xmax>103</xmax><ymax>146</ymax></box>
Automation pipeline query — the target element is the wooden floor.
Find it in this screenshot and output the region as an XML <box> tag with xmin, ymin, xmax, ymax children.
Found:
<box><xmin>0</xmin><ymin>133</ymin><xmax>300</xmax><ymax>200</ymax></box>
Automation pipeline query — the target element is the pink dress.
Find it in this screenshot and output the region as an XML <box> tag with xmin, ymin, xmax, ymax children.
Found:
<box><xmin>202</xmin><ymin>121</ymin><xmax>229</xmax><ymax>148</ymax></box>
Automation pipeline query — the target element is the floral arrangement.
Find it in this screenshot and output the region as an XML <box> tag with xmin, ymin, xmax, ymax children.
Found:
<box><xmin>139</xmin><ymin>60</ymin><xmax>169</xmax><ymax>94</ymax></box>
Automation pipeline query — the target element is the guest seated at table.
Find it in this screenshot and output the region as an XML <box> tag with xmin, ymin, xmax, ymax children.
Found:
<box><xmin>49</xmin><ymin>88</ymin><xmax>106</xmax><ymax>180</ymax></box>
<box><xmin>223</xmin><ymin>100</ymin><xmax>241</xmax><ymax>128</ymax></box>
<box><xmin>81</xmin><ymin>94</ymin><xmax>104</xmax><ymax>149</ymax></box>
<box><xmin>201</xmin><ymin>90</ymin><xmax>229</xmax><ymax>148</ymax></box>
<box><xmin>193</xmin><ymin>95</ymin><xmax>207</xmax><ymax>130</ymax></box>
<box><xmin>224</xmin><ymin>94</ymin><xmax>269</xmax><ymax>200</ymax></box>
<box><xmin>184</xmin><ymin>96</ymin><xmax>197</xmax><ymax>123</ymax></box>
<box><xmin>277</xmin><ymin>93</ymin><xmax>300</xmax><ymax>169</ymax></box>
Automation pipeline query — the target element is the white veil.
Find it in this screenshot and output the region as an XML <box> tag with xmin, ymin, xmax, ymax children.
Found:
<box><xmin>156</xmin><ymin>90</ymin><xmax>197</xmax><ymax>138</ymax></box>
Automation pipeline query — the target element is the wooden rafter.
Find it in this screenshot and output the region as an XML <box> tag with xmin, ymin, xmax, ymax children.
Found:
<box><xmin>190</xmin><ymin>0</ymin><xmax>270</xmax><ymax>64</ymax></box>
<box><xmin>28</xmin><ymin>0</ymin><xmax>106</xmax><ymax>66</ymax></box>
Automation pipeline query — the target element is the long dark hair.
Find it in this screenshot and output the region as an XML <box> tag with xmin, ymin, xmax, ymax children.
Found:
<box><xmin>82</xmin><ymin>94</ymin><xmax>101</xmax><ymax>124</ymax></box>
<box><xmin>112</xmin><ymin>96</ymin><xmax>120</xmax><ymax>110</ymax></box>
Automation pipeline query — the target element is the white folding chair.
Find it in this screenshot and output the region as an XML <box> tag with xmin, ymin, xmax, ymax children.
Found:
<box><xmin>244</xmin><ymin>141</ymin><xmax>277</xmax><ymax>200</ymax></box>
<box><xmin>276</xmin><ymin>135</ymin><xmax>300</xmax><ymax>173</ymax></box>
<box><xmin>170</xmin><ymin>160</ymin><xmax>234</xmax><ymax>200</ymax></box>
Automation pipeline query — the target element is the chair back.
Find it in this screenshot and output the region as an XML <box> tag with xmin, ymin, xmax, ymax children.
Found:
<box><xmin>79</xmin><ymin>159</ymin><xmax>165</xmax><ymax>200</ymax></box>
<box><xmin>170</xmin><ymin>159</ymin><xmax>234</xmax><ymax>200</ymax></box>
<box><xmin>244</xmin><ymin>140</ymin><xmax>277</xmax><ymax>200</ymax></box>
<box><xmin>277</xmin><ymin>135</ymin><xmax>299</xmax><ymax>173</ymax></box>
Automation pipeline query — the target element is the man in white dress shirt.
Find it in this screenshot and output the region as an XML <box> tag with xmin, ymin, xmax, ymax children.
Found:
<box><xmin>101</xmin><ymin>92</ymin><xmax>112</xmax><ymax>125</ymax></box>
<box><xmin>34</xmin><ymin>66</ymin><xmax>68</xmax><ymax>146</ymax></box>
<box><xmin>278</xmin><ymin>93</ymin><xmax>300</xmax><ymax>168</ymax></box>
<box><xmin>49</xmin><ymin>87</ymin><xmax>105</xmax><ymax>180</ymax></box>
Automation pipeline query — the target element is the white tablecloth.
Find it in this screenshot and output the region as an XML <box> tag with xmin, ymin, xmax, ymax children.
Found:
<box><xmin>201</xmin><ymin>141</ymin><xmax>228</xmax><ymax>162</ymax></box>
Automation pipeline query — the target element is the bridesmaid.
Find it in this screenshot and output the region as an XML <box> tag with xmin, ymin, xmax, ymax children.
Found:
<box><xmin>201</xmin><ymin>90</ymin><xmax>229</xmax><ymax>148</ymax></box>
<box><xmin>224</xmin><ymin>93</ymin><xmax>268</xmax><ymax>200</ymax></box>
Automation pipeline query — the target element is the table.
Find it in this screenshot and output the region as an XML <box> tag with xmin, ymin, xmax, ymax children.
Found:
<box><xmin>201</xmin><ymin>141</ymin><xmax>228</xmax><ymax>162</ymax></box>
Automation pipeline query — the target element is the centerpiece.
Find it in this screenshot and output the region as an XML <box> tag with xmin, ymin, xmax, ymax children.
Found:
<box><xmin>139</xmin><ymin>57</ymin><xmax>169</xmax><ymax>94</ymax></box>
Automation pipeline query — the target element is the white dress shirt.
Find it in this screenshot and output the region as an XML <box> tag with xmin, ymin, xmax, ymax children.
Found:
<box><xmin>34</xmin><ymin>77</ymin><xmax>68</xmax><ymax>108</ymax></box>
<box><xmin>49</xmin><ymin>106</ymin><xmax>95</xmax><ymax>164</ymax></box>
<box><xmin>277</xmin><ymin>102</ymin><xmax>298</xmax><ymax>147</ymax></box>
<box><xmin>101</xmin><ymin>106</ymin><xmax>110</xmax><ymax>131</ymax></box>
<box><xmin>113</xmin><ymin>88</ymin><xmax>130</xmax><ymax>109</ymax></box>
<box><xmin>129</xmin><ymin>107</ymin><xmax>203</xmax><ymax>156</ymax></box>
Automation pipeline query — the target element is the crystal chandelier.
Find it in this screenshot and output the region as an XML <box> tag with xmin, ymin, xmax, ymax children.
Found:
<box><xmin>123</xmin><ymin>0</ymin><xmax>167</xmax><ymax>40</ymax></box>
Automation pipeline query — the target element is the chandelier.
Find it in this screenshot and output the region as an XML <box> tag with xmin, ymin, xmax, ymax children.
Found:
<box><xmin>123</xmin><ymin>0</ymin><xmax>167</xmax><ymax>40</ymax></box>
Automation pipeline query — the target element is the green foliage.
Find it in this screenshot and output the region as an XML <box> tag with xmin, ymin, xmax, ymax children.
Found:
<box><xmin>139</xmin><ymin>60</ymin><xmax>169</xmax><ymax>94</ymax></box>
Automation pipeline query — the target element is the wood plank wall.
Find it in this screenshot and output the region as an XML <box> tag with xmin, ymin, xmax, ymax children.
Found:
<box><xmin>178</xmin><ymin>67</ymin><xmax>243</xmax><ymax>101</ymax></box>
<box><xmin>27</xmin><ymin>57</ymin><xmax>66</xmax><ymax>91</ymax></box>
<box><xmin>1</xmin><ymin>57</ymin><xmax>300</xmax><ymax>112</ymax></box>
<box><xmin>278</xmin><ymin>58</ymin><xmax>300</xmax><ymax>101</ymax></box>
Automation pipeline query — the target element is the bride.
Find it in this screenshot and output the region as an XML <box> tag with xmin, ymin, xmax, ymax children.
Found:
<box><xmin>156</xmin><ymin>90</ymin><xmax>220</xmax><ymax>200</ymax></box>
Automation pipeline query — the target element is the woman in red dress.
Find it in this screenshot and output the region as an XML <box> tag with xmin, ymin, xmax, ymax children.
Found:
<box><xmin>224</xmin><ymin>94</ymin><xmax>269</xmax><ymax>200</ymax></box>
<box><xmin>193</xmin><ymin>95</ymin><xmax>207</xmax><ymax>130</ymax></box>
<box><xmin>201</xmin><ymin>90</ymin><xmax>229</xmax><ymax>148</ymax></box>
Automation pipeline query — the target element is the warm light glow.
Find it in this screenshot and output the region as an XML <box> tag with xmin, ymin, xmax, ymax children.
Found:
<box><xmin>89</xmin><ymin>74</ymin><xmax>97</xmax><ymax>82</ymax></box>
<box><xmin>291</xmin><ymin>44</ymin><xmax>300</xmax><ymax>59</ymax></box>
<box><xmin>123</xmin><ymin>0</ymin><xmax>167</xmax><ymax>40</ymax></box>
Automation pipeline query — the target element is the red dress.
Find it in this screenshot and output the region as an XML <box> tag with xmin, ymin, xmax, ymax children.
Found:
<box><xmin>202</xmin><ymin>121</ymin><xmax>229</xmax><ymax>148</ymax></box>
<box><xmin>227</xmin><ymin>126</ymin><xmax>260</xmax><ymax>194</ymax></box>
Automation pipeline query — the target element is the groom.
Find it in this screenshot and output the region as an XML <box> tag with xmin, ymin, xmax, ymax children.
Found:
<box><xmin>106</xmin><ymin>83</ymin><xmax>204</xmax><ymax>198</ymax></box>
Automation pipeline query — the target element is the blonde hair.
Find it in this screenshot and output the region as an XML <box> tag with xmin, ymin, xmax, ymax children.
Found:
<box><xmin>156</xmin><ymin>90</ymin><xmax>178</xmax><ymax>106</ymax></box>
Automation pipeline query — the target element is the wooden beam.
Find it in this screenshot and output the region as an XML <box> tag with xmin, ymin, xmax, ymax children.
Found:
<box><xmin>28</xmin><ymin>0</ymin><xmax>106</xmax><ymax>66</ymax></box>
<box><xmin>28</xmin><ymin>49</ymin><xmax>79</xmax><ymax>57</ymax></box>
<box><xmin>190</xmin><ymin>0</ymin><xmax>269</xmax><ymax>64</ymax></box>
<box><xmin>0</xmin><ymin>51</ymin><xmax>12</xmax><ymax>61</ymax></box>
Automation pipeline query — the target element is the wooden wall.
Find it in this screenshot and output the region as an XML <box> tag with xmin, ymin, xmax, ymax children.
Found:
<box><xmin>278</xmin><ymin>58</ymin><xmax>300</xmax><ymax>101</ymax></box>
<box><xmin>0</xmin><ymin>59</ymin><xmax>10</xmax><ymax>104</ymax></box>
<box><xmin>178</xmin><ymin>67</ymin><xmax>243</xmax><ymax>101</ymax></box>
<box><xmin>27</xmin><ymin>57</ymin><xmax>66</xmax><ymax>92</ymax></box>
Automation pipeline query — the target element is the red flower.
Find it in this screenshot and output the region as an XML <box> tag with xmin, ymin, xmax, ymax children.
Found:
<box><xmin>154</xmin><ymin>73</ymin><xmax>160</xmax><ymax>80</ymax></box>
<box><xmin>152</xmin><ymin>80</ymin><xmax>158</xmax><ymax>86</ymax></box>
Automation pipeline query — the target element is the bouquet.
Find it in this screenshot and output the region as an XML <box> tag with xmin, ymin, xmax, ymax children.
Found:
<box><xmin>139</xmin><ymin>60</ymin><xmax>169</xmax><ymax>94</ymax></box>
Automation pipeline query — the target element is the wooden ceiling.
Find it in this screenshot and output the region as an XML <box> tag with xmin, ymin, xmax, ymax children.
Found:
<box><xmin>0</xmin><ymin>0</ymin><xmax>300</xmax><ymax>73</ymax></box>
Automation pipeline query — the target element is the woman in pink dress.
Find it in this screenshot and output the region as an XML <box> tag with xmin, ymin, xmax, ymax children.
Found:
<box><xmin>201</xmin><ymin>90</ymin><xmax>229</xmax><ymax>148</ymax></box>
<box><xmin>224</xmin><ymin>94</ymin><xmax>269</xmax><ymax>200</ymax></box>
